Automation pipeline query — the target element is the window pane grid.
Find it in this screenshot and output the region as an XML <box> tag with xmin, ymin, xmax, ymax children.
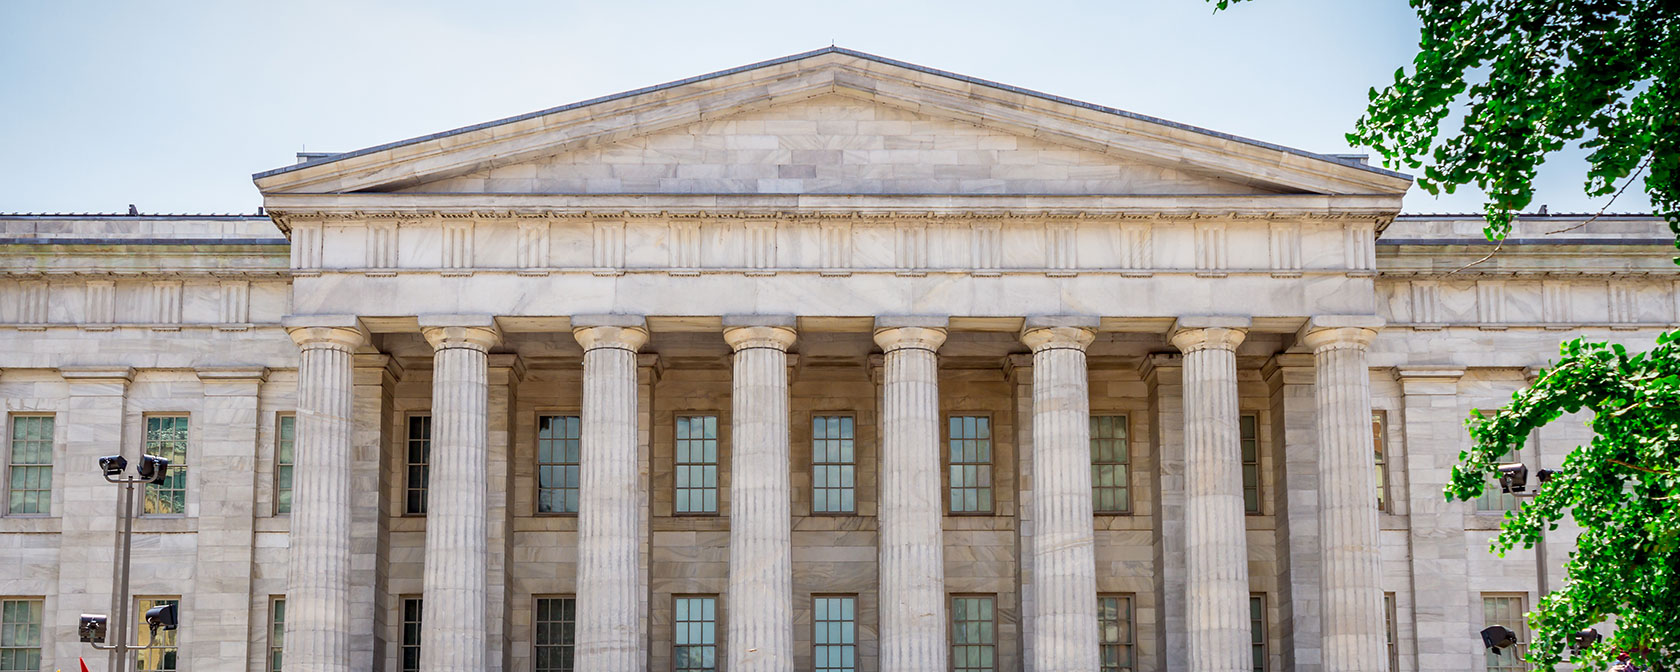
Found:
<box><xmin>1384</xmin><ymin>593</ymin><xmax>1398</xmax><ymax>672</ymax></box>
<box><xmin>406</xmin><ymin>416</ymin><xmax>431</xmax><ymax>515</ymax></box>
<box><xmin>143</xmin><ymin>416</ymin><xmax>188</xmax><ymax>515</ymax></box>
<box><xmin>8</xmin><ymin>416</ymin><xmax>53</xmax><ymax>515</ymax></box>
<box><xmin>1098</xmin><ymin>595</ymin><xmax>1134</xmax><ymax>672</ymax></box>
<box><xmin>269</xmin><ymin>598</ymin><xmax>285</xmax><ymax>672</ymax></box>
<box><xmin>813</xmin><ymin>595</ymin><xmax>856</xmax><ymax>672</ymax></box>
<box><xmin>534</xmin><ymin>597</ymin><xmax>576</xmax><ymax>672</ymax></box>
<box><xmin>1484</xmin><ymin>595</ymin><xmax>1529</xmax><ymax>672</ymax></box>
<box><xmin>950</xmin><ymin>595</ymin><xmax>996</xmax><ymax>672</ymax></box>
<box><xmin>675</xmin><ymin>416</ymin><xmax>719</xmax><ymax>514</ymax></box>
<box><xmin>275</xmin><ymin>415</ymin><xmax>295</xmax><ymax>515</ymax></box>
<box><xmin>136</xmin><ymin>597</ymin><xmax>178</xmax><ymax>672</ymax></box>
<box><xmin>948</xmin><ymin>416</ymin><xmax>993</xmax><ymax>514</ymax></box>
<box><xmin>673</xmin><ymin>596</ymin><xmax>717</xmax><ymax>672</ymax></box>
<box><xmin>1372</xmin><ymin>412</ymin><xmax>1390</xmax><ymax>512</ymax></box>
<box><xmin>0</xmin><ymin>599</ymin><xmax>42</xmax><ymax>672</ymax></box>
<box><xmin>537</xmin><ymin>416</ymin><xmax>582</xmax><ymax>514</ymax></box>
<box><xmin>1240</xmin><ymin>415</ymin><xmax>1260</xmax><ymax>514</ymax></box>
<box><xmin>812</xmin><ymin>416</ymin><xmax>856</xmax><ymax>514</ymax></box>
<box><xmin>401</xmin><ymin>597</ymin><xmax>422</xmax><ymax>672</ymax></box>
<box><xmin>1090</xmin><ymin>415</ymin><xmax>1130</xmax><ymax>514</ymax></box>
<box><xmin>1251</xmin><ymin>595</ymin><xmax>1266</xmax><ymax>672</ymax></box>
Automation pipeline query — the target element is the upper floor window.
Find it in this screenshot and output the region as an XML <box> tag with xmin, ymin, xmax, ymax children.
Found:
<box><xmin>537</xmin><ymin>415</ymin><xmax>582</xmax><ymax>514</ymax></box>
<box><xmin>811</xmin><ymin>415</ymin><xmax>856</xmax><ymax>514</ymax></box>
<box><xmin>673</xmin><ymin>595</ymin><xmax>718</xmax><ymax>672</ymax></box>
<box><xmin>1098</xmin><ymin>594</ymin><xmax>1135</xmax><ymax>672</ymax></box>
<box><xmin>675</xmin><ymin>416</ymin><xmax>719</xmax><ymax>514</ymax></box>
<box><xmin>1240</xmin><ymin>414</ymin><xmax>1261</xmax><ymax>514</ymax></box>
<box><xmin>0</xmin><ymin>598</ymin><xmax>43</xmax><ymax>672</ymax></box>
<box><xmin>7</xmin><ymin>415</ymin><xmax>53</xmax><ymax>515</ymax></box>
<box><xmin>947</xmin><ymin>416</ymin><xmax>993</xmax><ymax>514</ymax></box>
<box><xmin>950</xmin><ymin>594</ymin><xmax>996</xmax><ymax>672</ymax></box>
<box><xmin>143</xmin><ymin>416</ymin><xmax>188</xmax><ymax>515</ymax></box>
<box><xmin>1373</xmin><ymin>411</ymin><xmax>1391</xmax><ymax>512</ymax></box>
<box><xmin>275</xmin><ymin>415</ymin><xmax>295</xmax><ymax>515</ymax></box>
<box><xmin>534</xmin><ymin>596</ymin><xmax>576</xmax><ymax>672</ymax></box>
<box><xmin>1091</xmin><ymin>415</ymin><xmax>1131</xmax><ymax>514</ymax></box>
<box><xmin>135</xmin><ymin>596</ymin><xmax>179</xmax><ymax>672</ymax></box>
<box><xmin>405</xmin><ymin>416</ymin><xmax>431</xmax><ymax>515</ymax></box>
<box><xmin>812</xmin><ymin>595</ymin><xmax>857</xmax><ymax>672</ymax></box>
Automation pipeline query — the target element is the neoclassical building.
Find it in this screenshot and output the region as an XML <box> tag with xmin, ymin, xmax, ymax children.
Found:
<box><xmin>1</xmin><ymin>47</ymin><xmax>1676</xmax><ymax>672</ymax></box>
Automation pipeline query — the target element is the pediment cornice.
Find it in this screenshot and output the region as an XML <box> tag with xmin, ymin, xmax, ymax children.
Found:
<box><xmin>253</xmin><ymin>49</ymin><xmax>1412</xmax><ymax>198</ymax></box>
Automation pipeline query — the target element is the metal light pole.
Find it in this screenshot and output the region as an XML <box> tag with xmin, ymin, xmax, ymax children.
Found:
<box><xmin>80</xmin><ymin>455</ymin><xmax>178</xmax><ymax>672</ymax></box>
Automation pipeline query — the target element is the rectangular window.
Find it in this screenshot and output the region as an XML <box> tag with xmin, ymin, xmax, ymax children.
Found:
<box><xmin>1373</xmin><ymin>411</ymin><xmax>1390</xmax><ymax>512</ymax></box>
<box><xmin>1384</xmin><ymin>592</ymin><xmax>1399</xmax><ymax>672</ymax></box>
<box><xmin>534</xmin><ymin>596</ymin><xmax>576</xmax><ymax>672</ymax></box>
<box><xmin>1240</xmin><ymin>414</ymin><xmax>1261</xmax><ymax>514</ymax></box>
<box><xmin>1098</xmin><ymin>594</ymin><xmax>1135</xmax><ymax>672</ymax></box>
<box><xmin>673</xmin><ymin>595</ymin><xmax>717</xmax><ymax>672</ymax></box>
<box><xmin>950</xmin><ymin>595</ymin><xmax>996</xmax><ymax>672</ymax></box>
<box><xmin>948</xmin><ymin>416</ymin><xmax>993</xmax><ymax>514</ymax></box>
<box><xmin>275</xmin><ymin>415</ymin><xmax>295</xmax><ymax>515</ymax></box>
<box><xmin>269</xmin><ymin>597</ymin><xmax>285</xmax><ymax>672</ymax></box>
<box><xmin>7</xmin><ymin>416</ymin><xmax>53</xmax><ymax>515</ymax></box>
<box><xmin>1473</xmin><ymin>409</ymin><xmax>1520</xmax><ymax>512</ymax></box>
<box><xmin>537</xmin><ymin>415</ymin><xmax>582</xmax><ymax>514</ymax></box>
<box><xmin>0</xmin><ymin>598</ymin><xmax>43</xmax><ymax>672</ymax></box>
<box><xmin>1091</xmin><ymin>415</ymin><xmax>1131</xmax><ymax>514</ymax></box>
<box><xmin>135</xmin><ymin>597</ymin><xmax>179</xmax><ymax>672</ymax></box>
<box><xmin>1483</xmin><ymin>594</ymin><xmax>1529</xmax><ymax>672</ymax></box>
<box><xmin>1250</xmin><ymin>594</ymin><xmax>1267</xmax><ymax>672</ymax></box>
<box><xmin>674</xmin><ymin>416</ymin><xmax>719</xmax><ymax>515</ymax></box>
<box><xmin>401</xmin><ymin>597</ymin><xmax>423</xmax><ymax>672</ymax></box>
<box><xmin>811</xmin><ymin>415</ymin><xmax>856</xmax><ymax>514</ymax></box>
<box><xmin>406</xmin><ymin>416</ymin><xmax>431</xmax><ymax>515</ymax></box>
<box><xmin>143</xmin><ymin>416</ymin><xmax>189</xmax><ymax>515</ymax></box>
<box><xmin>813</xmin><ymin>595</ymin><xmax>857</xmax><ymax>672</ymax></box>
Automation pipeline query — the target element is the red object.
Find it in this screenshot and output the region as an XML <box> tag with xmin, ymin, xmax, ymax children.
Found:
<box><xmin>80</xmin><ymin>658</ymin><xmax>91</xmax><ymax>672</ymax></box>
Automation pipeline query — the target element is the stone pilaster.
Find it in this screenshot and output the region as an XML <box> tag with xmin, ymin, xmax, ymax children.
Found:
<box><xmin>722</xmin><ymin>318</ymin><xmax>798</xmax><ymax>672</ymax></box>
<box><xmin>190</xmin><ymin>367</ymin><xmax>268</xmax><ymax>667</ymax></box>
<box><xmin>487</xmin><ymin>354</ymin><xmax>525</xmax><ymax>672</ymax></box>
<box><xmin>352</xmin><ymin>354</ymin><xmax>403</xmax><ymax>672</ymax></box>
<box><xmin>1143</xmin><ymin>354</ymin><xmax>1187</xmax><ymax>672</ymax></box>
<box><xmin>54</xmin><ymin>367</ymin><xmax>132</xmax><ymax>670</ymax></box>
<box><xmin>1020</xmin><ymin>320</ymin><xmax>1101</xmax><ymax>672</ymax></box>
<box><xmin>1168</xmin><ymin>316</ymin><xmax>1252</xmax><ymax>672</ymax></box>
<box><xmin>572</xmin><ymin>317</ymin><xmax>651</xmax><ymax>670</ymax></box>
<box><xmin>282</xmin><ymin>317</ymin><xmax>368</xmax><ymax>672</ymax></box>
<box><xmin>1395</xmin><ymin>367</ymin><xmax>1469</xmax><ymax>672</ymax></box>
<box><xmin>873</xmin><ymin>317</ymin><xmax>950</xmax><ymax>672</ymax></box>
<box><xmin>1301</xmin><ymin>318</ymin><xmax>1387</xmax><ymax>672</ymax></box>
<box><xmin>1262</xmin><ymin>354</ymin><xmax>1321</xmax><ymax>672</ymax></box>
<box><xmin>417</xmin><ymin>316</ymin><xmax>501</xmax><ymax>672</ymax></box>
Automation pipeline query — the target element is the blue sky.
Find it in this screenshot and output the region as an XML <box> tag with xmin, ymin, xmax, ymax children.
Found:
<box><xmin>0</xmin><ymin>0</ymin><xmax>1651</xmax><ymax>215</ymax></box>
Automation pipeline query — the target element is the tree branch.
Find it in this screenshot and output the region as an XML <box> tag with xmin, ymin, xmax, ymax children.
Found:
<box><xmin>1546</xmin><ymin>154</ymin><xmax>1654</xmax><ymax>235</ymax></box>
<box><xmin>1608</xmin><ymin>458</ymin><xmax>1670</xmax><ymax>476</ymax></box>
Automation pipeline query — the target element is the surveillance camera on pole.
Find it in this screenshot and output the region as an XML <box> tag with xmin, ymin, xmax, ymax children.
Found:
<box><xmin>1497</xmin><ymin>463</ymin><xmax>1529</xmax><ymax>493</ymax></box>
<box><xmin>1571</xmin><ymin>627</ymin><xmax>1602</xmax><ymax>653</ymax></box>
<box><xmin>86</xmin><ymin>455</ymin><xmax>184</xmax><ymax>672</ymax></box>
<box><xmin>1482</xmin><ymin>625</ymin><xmax>1519</xmax><ymax>655</ymax></box>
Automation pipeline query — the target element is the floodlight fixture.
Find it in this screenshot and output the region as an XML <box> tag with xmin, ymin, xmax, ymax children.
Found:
<box><xmin>78</xmin><ymin>614</ymin><xmax>108</xmax><ymax>643</ymax></box>
<box><xmin>144</xmin><ymin>603</ymin><xmax>177</xmax><ymax>632</ymax></box>
<box><xmin>1482</xmin><ymin>625</ymin><xmax>1519</xmax><ymax>654</ymax></box>
<box><xmin>1537</xmin><ymin>468</ymin><xmax>1559</xmax><ymax>484</ymax></box>
<box><xmin>1571</xmin><ymin>628</ymin><xmax>1602</xmax><ymax>653</ymax></box>
<box><xmin>1497</xmin><ymin>463</ymin><xmax>1529</xmax><ymax>493</ymax></box>
<box><xmin>136</xmin><ymin>456</ymin><xmax>169</xmax><ymax>485</ymax></box>
<box><xmin>99</xmin><ymin>455</ymin><xmax>128</xmax><ymax>478</ymax></box>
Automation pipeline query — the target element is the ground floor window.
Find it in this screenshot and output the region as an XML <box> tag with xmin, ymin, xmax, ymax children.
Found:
<box><xmin>813</xmin><ymin>595</ymin><xmax>856</xmax><ymax>672</ymax></box>
<box><xmin>401</xmin><ymin>597</ymin><xmax>422</xmax><ymax>672</ymax></box>
<box><xmin>1099</xmin><ymin>594</ymin><xmax>1135</xmax><ymax>671</ymax></box>
<box><xmin>534</xmin><ymin>596</ymin><xmax>576</xmax><ymax>672</ymax></box>
<box><xmin>950</xmin><ymin>594</ymin><xmax>996</xmax><ymax>672</ymax></box>
<box><xmin>0</xmin><ymin>599</ymin><xmax>43</xmax><ymax>672</ymax></box>
<box><xmin>673</xmin><ymin>595</ymin><xmax>717</xmax><ymax>672</ymax></box>
<box><xmin>135</xmin><ymin>597</ymin><xmax>178</xmax><ymax>672</ymax></box>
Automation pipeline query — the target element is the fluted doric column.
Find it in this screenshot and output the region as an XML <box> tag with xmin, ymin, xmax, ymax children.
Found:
<box><xmin>1168</xmin><ymin>316</ymin><xmax>1252</xmax><ymax>672</ymax></box>
<box><xmin>873</xmin><ymin>317</ymin><xmax>950</xmax><ymax>672</ymax></box>
<box><xmin>1301</xmin><ymin>317</ymin><xmax>1388</xmax><ymax>672</ymax></box>
<box><xmin>723</xmin><ymin>319</ymin><xmax>798</xmax><ymax>671</ymax></box>
<box><xmin>572</xmin><ymin>318</ymin><xmax>651</xmax><ymax>670</ymax></box>
<box><xmin>282</xmin><ymin>316</ymin><xmax>367</xmax><ymax>672</ymax></box>
<box><xmin>1021</xmin><ymin>320</ymin><xmax>1101</xmax><ymax>671</ymax></box>
<box><xmin>418</xmin><ymin>317</ymin><xmax>501</xmax><ymax>672</ymax></box>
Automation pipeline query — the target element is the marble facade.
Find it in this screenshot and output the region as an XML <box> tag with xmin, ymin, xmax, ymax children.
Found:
<box><xmin>1</xmin><ymin>48</ymin><xmax>1677</xmax><ymax>672</ymax></box>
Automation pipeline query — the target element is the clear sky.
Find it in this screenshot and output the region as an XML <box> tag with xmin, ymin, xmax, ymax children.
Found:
<box><xmin>0</xmin><ymin>0</ymin><xmax>1652</xmax><ymax>216</ymax></box>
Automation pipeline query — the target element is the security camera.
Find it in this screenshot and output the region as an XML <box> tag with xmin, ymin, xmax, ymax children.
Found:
<box><xmin>144</xmin><ymin>603</ymin><xmax>177</xmax><ymax>632</ymax></box>
<box><xmin>1497</xmin><ymin>463</ymin><xmax>1529</xmax><ymax>494</ymax></box>
<box><xmin>98</xmin><ymin>455</ymin><xmax>128</xmax><ymax>478</ymax></box>
<box><xmin>137</xmin><ymin>456</ymin><xmax>170</xmax><ymax>486</ymax></box>
<box><xmin>1482</xmin><ymin>625</ymin><xmax>1518</xmax><ymax>654</ymax></box>
<box><xmin>1537</xmin><ymin>469</ymin><xmax>1559</xmax><ymax>484</ymax></box>
<box><xmin>78</xmin><ymin>614</ymin><xmax>108</xmax><ymax>643</ymax></box>
<box><xmin>1571</xmin><ymin>628</ymin><xmax>1602</xmax><ymax>652</ymax></box>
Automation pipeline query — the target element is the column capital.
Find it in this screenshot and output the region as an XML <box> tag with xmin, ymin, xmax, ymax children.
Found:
<box><xmin>1020</xmin><ymin>325</ymin><xmax>1096</xmax><ymax>353</ymax></box>
<box><xmin>1300</xmin><ymin>315</ymin><xmax>1383</xmax><ymax>352</ymax></box>
<box><xmin>722</xmin><ymin>325</ymin><xmax>797</xmax><ymax>352</ymax></box>
<box><xmin>873</xmin><ymin>326</ymin><xmax>947</xmax><ymax>353</ymax></box>
<box><xmin>574</xmin><ymin>325</ymin><xmax>650</xmax><ymax>352</ymax></box>
<box><xmin>284</xmin><ymin>315</ymin><xmax>369</xmax><ymax>351</ymax></box>
<box><xmin>1167</xmin><ymin>315</ymin><xmax>1250</xmax><ymax>353</ymax></box>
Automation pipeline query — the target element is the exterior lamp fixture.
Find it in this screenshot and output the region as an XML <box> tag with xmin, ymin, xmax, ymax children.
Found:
<box><xmin>1483</xmin><ymin>625</ymin><xmax>1519</xmax><ymax>655</ymax></box>
<box><xmin>78</xmin><ymin>614</ymin><xmax>108</xmax><ymax>644</ymax></box>
<box><xmin>87</xmin><ymin>456</ymin><xmax>182</xmax><ymax>672</ymax></box>
<box><xmin>1571</xmin><ymin>628</ymin><xmax>1603</xmax><ymax>653</ymax></box>
<box><xmin>135</xmin><ymin>455</ymin><xmax>169</xmax><ymax>485</ymax></box>
<box><xmin>99</xmin><ymin>455</ymin><xmax>128</xmax><ymax>478</ymax></box>
<box><xmin>1497</xmin><ymin>463</ymin><xmax>1530</xmax><ymax>493</ymax></box>
<box><xmin>144</xmin><ymin>603</ymin><xmax>178</xmax><ymax>632</ymax></box>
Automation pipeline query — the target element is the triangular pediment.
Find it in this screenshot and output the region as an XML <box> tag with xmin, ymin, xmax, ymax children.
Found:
<box><xmin>253</xmin><ymin>48</ymin><xmax>1411</xmax><ymax>198</ymax></box>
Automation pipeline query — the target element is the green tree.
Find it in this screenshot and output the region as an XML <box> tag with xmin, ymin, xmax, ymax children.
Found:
<box><xmin>1202</xmin><ymin>1</ymin><xmax>1680</xmax><ymax>670</ymax></box>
